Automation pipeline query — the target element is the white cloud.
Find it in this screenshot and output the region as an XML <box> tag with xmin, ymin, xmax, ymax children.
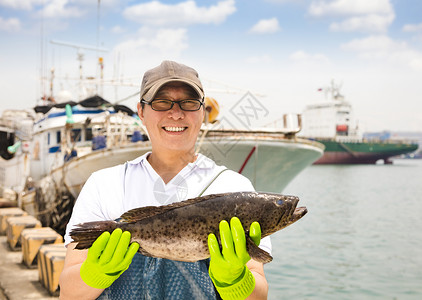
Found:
<box><xmin>249</xmin><ymin>18</ymin><xmax>281</xmax><ymax>34</ymax></box>
<box><xmin>329</xmin><ymin>13</ymin><xmax>395</xmax><ymax>33</ymax></box>
<box><xmin>71</xmin><ymin>0</ymin><xmax>120</xmax><ymax>7</ymax></box>
<box><xmin>341</xmin><ymin>35</ymin><xmax>406</xmax><ymax>55</ymax></box>
<box><xmin>123</xmin><ymin>0</ymin><xmax>236</xmax><ymax>26</ymax></box>
<box><xmin>403</xmin><ymin>23</ymin><xmax>422</xmax><ymax>33</ymax></box>
<box><xmin>341</xmin><ymin>35</ymin><xmax>422</xmax><ymax>71</ymax></box>
<box><xmin>289</xmin><ymin>50</ymin><xmax>329</xmax><ymax>63</ymax></box>
<box><xmin>308</xmin><ymin>0</ymin><xmax>393</xmax><ymax>17</ymax></box>
<box><xmin>40</xmin><ymin>0</ymin><xmax>84</xmax><ymax>18</ymax></box>
<box><xmin>0</xmin><ymin>0</ymin><xmax>120</xmax><ymax>11</ymax></box>
<box><xmin>0</xmin><ymin>0</ymin><xmax>85</xmax><ymax>18</ymax></box>
<box><xmin>0</xmin><ymin>17</ymin><xmax>20</xmax><ymax>32</ymax></box>
<box><xmin>110</xmin><ymin>27</ymin><xmax>190</xmax><ymax>79</ymax></box>
<box><xmin>308</xmin><ymin>0</ymin><xmax>395</xmax><ymax>33</ymax></box>
<box><xmin>113</xmin><ymin>27</ymin><xmax>189</xmax><ymax>59</ymax></box>
<box><xmin>0</xmin><ymin>0</ymin><xmax>44</xmax><ymax>10</ymax></box>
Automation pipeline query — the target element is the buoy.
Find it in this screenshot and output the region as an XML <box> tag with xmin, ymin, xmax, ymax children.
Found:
<box><xmin>204</xmin><ymin>97</ymin><xmax>220</xmax><ymax>123</ymax></box>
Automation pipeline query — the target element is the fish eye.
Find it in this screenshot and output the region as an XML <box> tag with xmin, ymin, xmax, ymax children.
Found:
<box><xmin>276</xmin><ymin>199</ymin><xmax>284</xmax><ymax>206</ymax></box>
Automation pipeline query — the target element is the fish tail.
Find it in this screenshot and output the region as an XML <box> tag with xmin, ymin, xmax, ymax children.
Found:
<box><xmin>70</xmin><ymin>221</ymin><xmax>119</xmax><ymax>250</ymax></box>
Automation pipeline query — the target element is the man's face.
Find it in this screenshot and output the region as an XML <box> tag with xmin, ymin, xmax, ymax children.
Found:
<box><xmin>137</xmin><ymin>82</ymin><xmax>205</xmax><ymax>154</ymax></box>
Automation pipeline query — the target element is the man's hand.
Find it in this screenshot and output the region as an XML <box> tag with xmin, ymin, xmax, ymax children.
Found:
<box><xmin>208</xmin><ymin>217</ymin><xmax>261</xmax><ymax>300</ymax></box>
<box><xmin>80</xmin><ymin>228</ymin><xmax>139</xmax><ymax>289</ymax></box>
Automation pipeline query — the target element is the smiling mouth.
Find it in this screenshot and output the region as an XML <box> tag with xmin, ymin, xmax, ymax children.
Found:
<box><xmin>163</xmin><ymin>126</ymin><xmax>187</xmax><ymax>132</ymax></box>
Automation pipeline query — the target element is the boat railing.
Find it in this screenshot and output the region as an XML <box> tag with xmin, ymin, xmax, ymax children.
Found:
<box><xmin>317</xmin><ymin>136</ymin><xmax>419</xmax><ymax>146</ymax></box>
<box><xmin>87</xmin><ymin>112</ymin><xmax>146</xmax><ymax>149</ymax></box>
<box><xmin>201</xmin><ymin>113</ymin><xmax>303</xmax><ymax>138</ymax></box>
<box><xmin>61</xmin><ymin>111</ymin><xmax>145</xmax><ymax>157</ymax></box>
<box><xmin>261</xmin><ymin>114</ymin><xmax>302</xmax><ymax>137</ymax></box>
<box><xmin>362</xmin><ymin>138</ymin><xmax>419</xmax><ymax>146</ymax></box>
<box><xmin>103</xmin><ymin>113</ymin><xmax>143</xmax><ymax>147</ymax></box>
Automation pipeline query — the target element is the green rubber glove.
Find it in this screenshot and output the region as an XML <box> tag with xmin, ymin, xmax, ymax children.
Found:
<box><xmin>208</xmin><ymin>217</ymin><xmax>262</xmax><ymax>300</ymax></box>
<box><xmin>80</xmin><ymin>228</ymin><xmax>139</xmax><ymax>289</ymax></box>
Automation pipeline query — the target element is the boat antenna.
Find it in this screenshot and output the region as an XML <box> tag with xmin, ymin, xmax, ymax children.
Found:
<box><xmin>39</xmin><ymin>1</ymin><xmax>46</xmax><ymax>104</ymax></box>
<box><xmin>332</xmin><ymin>80</ymin><xmax>344</xmax><ymax>101</ymax></box>
<box><xmin>49</xmin><ymin>40</ymin><xmax>108</xmax><ymax>100</ymax></box>
<box><xmin>324</xmin><ymin>79</ymin><xmax>344</xmax><ymax>101</ymax></box>
<box><xmin>97</xmin><ymin>0</ymin><xmax>101</xmax><ymax>53</ymax></box>
<box><xmin>96</xmin><ymin>0</ymin><xmax>103</xmax><ymax>95</ymax></box>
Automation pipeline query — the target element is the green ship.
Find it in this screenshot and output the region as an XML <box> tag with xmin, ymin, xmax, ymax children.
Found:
<box><xmin>301</xmin><ymin>81</ymin><xmax>419</xmax><ymax>164</ymax></box>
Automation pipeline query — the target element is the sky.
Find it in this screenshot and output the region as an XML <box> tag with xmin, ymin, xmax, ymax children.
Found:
<box><xmin>1</xmin><ymin>0</ymin><xmax>422</xmax><ymax>132</ymax></box>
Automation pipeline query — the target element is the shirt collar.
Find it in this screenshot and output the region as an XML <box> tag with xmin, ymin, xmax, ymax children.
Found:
<box><xmin>127</xmin><ymin>152</ymin><xmax>151</xmax><ymax>165</ymax></box>
<box><xmin>189</xmin><ymin>153</ymin><xmax>215</xmax><ymax>170</ymax></box>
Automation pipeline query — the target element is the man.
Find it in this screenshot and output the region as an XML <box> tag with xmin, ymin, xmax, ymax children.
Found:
<box><xmin>59</xmin><ymin>60</ymin><xmax>270</xmax><ymax>299</ymax></box>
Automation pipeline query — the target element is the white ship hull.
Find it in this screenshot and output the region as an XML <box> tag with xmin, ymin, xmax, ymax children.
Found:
<box><xmin>199</xmin><ymin>137</ymin><xmax>323</xmax><ymax>193</ymax></box>
<box><xmin>52</xmin><ymin>134</ymin><xmax>323</xmax><ymax>198</ymax></box>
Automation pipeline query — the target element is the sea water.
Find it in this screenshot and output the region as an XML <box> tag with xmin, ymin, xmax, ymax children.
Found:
<box><xmin>265</xmin><ymin>159</ymin><xmax>422</xmax><ymax>300</ymax></box>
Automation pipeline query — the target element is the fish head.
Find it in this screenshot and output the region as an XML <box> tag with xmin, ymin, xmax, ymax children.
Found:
<box><xmin>255</xmin><ymin>193</ymin><xmax>307</xmax><ymax>236</ymax></box>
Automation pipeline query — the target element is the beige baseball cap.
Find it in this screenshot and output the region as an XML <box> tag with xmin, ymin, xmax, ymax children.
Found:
<box><xmin>140</xmin><ymin>60</ymin><xmax>204</xmax><ymax>102</ymax></box>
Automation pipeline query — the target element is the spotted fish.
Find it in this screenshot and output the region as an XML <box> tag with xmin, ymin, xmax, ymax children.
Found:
<box><xmin>70</xmin><ymin>192</ymin><xmax>307</xmax><ymax>263</ymax></box>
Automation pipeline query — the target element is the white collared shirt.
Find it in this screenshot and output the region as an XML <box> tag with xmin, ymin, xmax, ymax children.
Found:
<box><xmin>64</xmin><ymin>152</ymin><xmax>271</xmax><ymax>254</ymax></box>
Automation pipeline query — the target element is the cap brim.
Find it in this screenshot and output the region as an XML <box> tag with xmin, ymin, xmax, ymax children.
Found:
<box><xmin>142</xmin><ymin>78</ymin><xmax>204</xmax><ymax>102</ymax></box>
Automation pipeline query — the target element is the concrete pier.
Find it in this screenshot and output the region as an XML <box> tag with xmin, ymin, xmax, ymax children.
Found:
<box><xmin>0</xmin><ymin>236</ymin><xmax>58</xmax><ymax>300</ymax></box>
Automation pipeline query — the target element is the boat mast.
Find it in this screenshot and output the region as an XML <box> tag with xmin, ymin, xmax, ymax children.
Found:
<box><xmin>330</xmin><ymin>79</ymin><xmax>344</xmax><ymax>101</ymax></box>
<box><xmin>96</xmin><ymin>0</ymin><xmax>103</xmax><ymax>96</ymax></box>
<box><xmin>39</xmin><ymin>4</ymin><xmax>47</xmax><ymax>104</ymax></box>
<box><xmin>49</xmin><ymin>40</ymin><xmax>108</xmax><ymax>100</ymax></box>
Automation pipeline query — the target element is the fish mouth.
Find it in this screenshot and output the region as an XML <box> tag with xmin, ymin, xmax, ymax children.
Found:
<box><xmin>276</xmin><ymin>205</ymin><xmax>307</xmax><ymax>228</ymax></box>
<box><xmin>292</xmin><ymin>206</ymin><xmax>308</xmax><ymax>222</ymax></box>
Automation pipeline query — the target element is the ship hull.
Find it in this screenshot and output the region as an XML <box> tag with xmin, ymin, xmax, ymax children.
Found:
<box><xmin>52</xmin><ymin>136</ymin><xmax>324</xmax><ymax>198</ymax></box>
<box><xmin>199</xmin><ymin>137</ymin><xmax>324</xmax><ymax>193</ymax></box>
<box><xmin>313</xmin><ymin>139</ymin><xmax>419</xmax><ymax>164</ymax></box>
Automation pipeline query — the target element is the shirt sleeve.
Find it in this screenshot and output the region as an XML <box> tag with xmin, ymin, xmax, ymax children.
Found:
<box><xmin>64</xmin><ymin>164</ymin><xmax>127</xmax><ymax>246</ymax></box>
<box><xmin>63</xmin><ymin>173</ymin><xmax>105</xmax><ymax>246</ymax></box>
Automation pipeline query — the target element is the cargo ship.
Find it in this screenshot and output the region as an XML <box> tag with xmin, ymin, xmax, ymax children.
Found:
<box><xmin>300</xmin><ymin>81</ymin><xmax>419</xmax><ymax>164</ymax></box>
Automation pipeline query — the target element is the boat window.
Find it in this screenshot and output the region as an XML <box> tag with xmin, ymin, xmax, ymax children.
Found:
<box><xmin>47</xmin><ymin>132</ymin><xmax>50</xmax><ymax>145</ymax></box>
<box><xmin>85</xmin><ymin>128</ymin><xmax>93</xmax><ymax>141</ymax></box>
<box><xmin>71</xmin><ymin>129</ymin><xmax>82</xmax><ymax>142</ymax></box>
<box><xmin>57</xmin><ymin>131</ymin><xmax>61</xmax><ymax>144</ymax></box>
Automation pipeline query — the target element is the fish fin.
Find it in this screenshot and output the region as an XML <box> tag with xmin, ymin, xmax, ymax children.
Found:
<box><xmin>120</xmin><ymin>206</ymin><xmax>173</xmax><ymax>222</ymax></box>
<box><xmin>246</xmin><ymin>236</ymin><xmax>273</xmax><ymax>264</ymax></box>
<box><xmin>70</xmin><ymin>221</ymin><xmax>118</xmax><ymax>250</ymax></box>
<box><xmin>120</xmin><ymin>192</ymin><xmax>236</xmax><ymax>222</ymax></box>
<box><xmin>137</xmin><ymin>245</ymin><xmax>154</xmax><ymax>257</ymax></box>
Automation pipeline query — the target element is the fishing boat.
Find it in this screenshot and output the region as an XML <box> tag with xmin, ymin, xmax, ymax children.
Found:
<box><xmin>300</xmin><ymin>81</ymin><xmax>419</xmax><ymax>164</ymax></box>
<box><xmin>0</xmin><ymin>95</ymin><xmax>147</xmax><ymax>232</ymax></box>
